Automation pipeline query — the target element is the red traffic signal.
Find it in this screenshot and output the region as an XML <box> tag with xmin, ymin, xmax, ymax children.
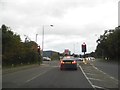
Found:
<box><xmin>37</xmin><ymin>46</ymin><xmax>40</xmax><ymax>52</ymax></box>
<box><xmin>82</xmin><ymin>43</ymin><xmax>86</xmax><ymax>52</ymax></box>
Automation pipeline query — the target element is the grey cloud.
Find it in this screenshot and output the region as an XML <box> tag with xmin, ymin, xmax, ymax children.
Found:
<box><xmin>0</xmin><ymin>0</ymin><xmax>117</xmax><ymax>53</ymax></box>
<box><xmin>36</xmin><ymin>23</ymin><xmax>105</xmax><ymax>37</ymax></box>
<box><xmin>118</xmin><ymin>1</ymin><xmax>120</xmax><ymax>26</ymax></box>
<box><xmin>0</xmin><ymin>0</ymin><xmax>115</xmax><ymax>27</ymax></box>
<box><xmin>1</xmin><ymin>0</ymin><xmax>112</xmax><ymax>19</ymax></box>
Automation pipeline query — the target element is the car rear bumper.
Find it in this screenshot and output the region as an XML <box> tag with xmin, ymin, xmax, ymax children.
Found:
<box><xmin>60</xmin><ymin>64</ymin><xmax>77</xmax><ymax>70</ymax></box>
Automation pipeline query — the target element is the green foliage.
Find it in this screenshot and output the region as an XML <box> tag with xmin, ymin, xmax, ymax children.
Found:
<box><xmin>1</xmin><ymin>24</ymin><xmax>41</xmax><ymax>66</ymax></box>
<box><xmin>95</xmin><ymin>26</ymin><xmax>120</xmax><ymax>60</ymax></box>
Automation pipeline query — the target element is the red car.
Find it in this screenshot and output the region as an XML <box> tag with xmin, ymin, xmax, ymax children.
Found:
<box><xmin>60</xmin><ymin>56</ymin><xmax>77</xmax><ymax>70</ymax></box>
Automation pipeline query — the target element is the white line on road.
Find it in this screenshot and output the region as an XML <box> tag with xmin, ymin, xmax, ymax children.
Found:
<box><xmin>78</xmin><ymin>65</ymin><xmax>95</xmax><ymax>89</ymax></box>
<box><xmin>92</xmin><ymin>85</ymin><xmax>109</xmax><ymax>90</ymax></box>
<box><xmin>86</xmin><ymin>73</ymin><xmax>97</xmax><ymax>76</ymax></box>
<box><xmin>90</xmin><ymin>63</ymin><xmax>118</xmax><ymax>83</ymax></box>
<box><xmin>88</xmin><ymin>78</ymin><xmax>103</xmax><ymax>81</ymax></box>
<box><xmin>25</xmin><ymin>70</ymin><xmax>48</xmax><ymax>83</ymax></box>
<box><xmin>79</xmin><ymin>65</ymin><xmax>108</xmax><ymax>90</ymax></box>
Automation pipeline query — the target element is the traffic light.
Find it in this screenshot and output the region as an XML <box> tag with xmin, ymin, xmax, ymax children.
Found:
<box><xmin>82</xmin><ymin>43</ymin><xmax>86</xmax><ymax>52</ymax></box>
<box><xmin>37</xmin><ymin>46</ymin><xmax>40</xmax><ymax>54</ymax></box>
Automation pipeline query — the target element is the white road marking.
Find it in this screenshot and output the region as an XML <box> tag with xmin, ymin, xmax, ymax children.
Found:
<box><xmin>86</xmin><ymin>73</ymin><xmax>96</xmax><ymax>76</ymax></box>
<box><xmin>79</xmin><ymin>65</ymin><xmax>108</xmax><ymax>89</ymax></box>
<box><xmin>25</xmin><ymin>70</ymin><xmax>48</xmax><ymax>83</ymax></box>
<box><xmin>88</xmin><ymin>78</ymin><xmax>103</xmax><ymax>81</ymax></box>
<box><xmin>25</xmin><ymin>65</ymin><xmax>58</xmax><ymax>83</ymax></box>
<box><xmin>78</xmin><ymin>65</ymin><xmax>95</xmax><ymax>89</ymax></box>
<box><xmin>90</xmin><ymin>63</ymin><xmax>118</xmax><ymax>83</ymax></box>
<box><xmin>92</xmin><ymin>85</ymin><xmax>109</xmax><ymax>90</ymax></box>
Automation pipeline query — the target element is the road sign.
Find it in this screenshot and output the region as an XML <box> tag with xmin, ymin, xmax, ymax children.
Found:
<box><xmin>64</xmin><ymin>49</ymin><xmax>70</xmax><ymax>56</ymax></box>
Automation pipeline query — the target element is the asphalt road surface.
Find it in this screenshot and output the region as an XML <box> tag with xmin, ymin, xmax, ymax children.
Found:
<box><xmin>2</xmin><ymin>60</ymin><xmax>119</xmax><ymax>89</ymax></box>
<box><xmin>89</xmin><ymin>59</ymin><xmax>118</xmax><ymax>80</ymax></box>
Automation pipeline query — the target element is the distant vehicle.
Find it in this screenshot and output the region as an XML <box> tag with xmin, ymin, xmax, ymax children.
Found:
<box><xmin>60</xmin><ymin>56</ymin><xmax>77</xmax><ymax>70</ymax></box>
<box><xmin>87</xmin><ymin>57</ymin><xmax>95</xmax><ymax>61</ymax></box>
<box><xmin>43</xmin><ymin>57</ymin><xmax>51</xmax><ymax>61</ymax></box>
<box><xmin>74</xmin><ymin>58</ymin><xmax>83</xmax><ymax>61</ymax></box>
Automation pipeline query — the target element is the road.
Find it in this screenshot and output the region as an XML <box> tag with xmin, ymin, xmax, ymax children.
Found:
<box><xmin>2</xmin><ymin>59</ymin><xmax>119</xmax><ymax>89</ymax></box>
<box><xmin>89</xmin><ymin>59</ymin><xmax>118</xmax><ymax>80</ymax></box>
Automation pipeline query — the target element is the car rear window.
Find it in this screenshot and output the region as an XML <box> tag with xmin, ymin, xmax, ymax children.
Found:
<box><xmin>62</xmin><ymin>59</ymin><xmax>74</xmax><ymax>62</ymax></box>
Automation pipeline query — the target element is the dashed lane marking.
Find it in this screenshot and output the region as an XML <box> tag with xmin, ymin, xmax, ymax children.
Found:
<box><xmin>25</xmin><ymin>65</ymin><xmax>58</xmax><ymax>83</ymax></box>
<box><xmin>90</xmin><ymin>63</ymin><xmax>118</xmax><ymax>83</ymax></box>
<box><xmin>79</xmin><ymin>65</ymin><xmax>109</xmax><ymax>90</ymax></box>
<box><xmin>25</xmin><ymin>70</ymin><xmax>48</xmax><ymax>83</ymax></box>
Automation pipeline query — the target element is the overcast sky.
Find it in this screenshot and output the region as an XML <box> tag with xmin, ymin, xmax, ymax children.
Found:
<box><xmin>0</xmin><ymin>0</ymin><xmax>119</xmax><ymax>54</ymax></box>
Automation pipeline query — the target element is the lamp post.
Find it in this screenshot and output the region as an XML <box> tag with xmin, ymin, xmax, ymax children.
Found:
<box><xmin>41</xmin><ymin>25</ymin><xmax>53</xmax><ymax>63</ymax></box>
<box><xmin>36</xmin><ymin>34</ymin><xmax>38</xmax><ymax>43</ymax></box>
<box><xmin>35</xmin><ymin>34</ymin><xmax>41</xmax><ymax>65</ymax></box>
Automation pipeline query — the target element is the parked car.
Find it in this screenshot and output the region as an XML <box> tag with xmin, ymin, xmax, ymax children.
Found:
<box><xmin>43</xmin><ymin>57</ymin><xmax>51</xmax><ymax>61</ymax></box>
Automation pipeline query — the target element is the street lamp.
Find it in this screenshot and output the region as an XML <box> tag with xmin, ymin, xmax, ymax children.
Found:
<box><xmin>41</xmin><ymin>25</ymin><xmax>53</xmax><ymax>63</ymax></box>
<box><xmin>36</xmin><ymin>34</ymin><xmax>38</xmax><ymax>43</ymax></box>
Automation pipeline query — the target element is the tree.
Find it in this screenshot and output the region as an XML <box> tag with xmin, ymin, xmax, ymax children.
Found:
<box><xmin>95</xmin><ymin>26</ymin><xmax>120</xmax><ymax>60</ymax></box>
<box><xmin>1</xmin><ymin>24</ymin><xmax>41</xmax><ymax>66</ymax></box>
<box><xmin>2</xmin><ymin>24</ymin><xmax>22</xmax><ymax>65</ymax></box>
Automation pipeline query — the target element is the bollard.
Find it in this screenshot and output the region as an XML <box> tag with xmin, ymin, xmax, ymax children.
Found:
<box><xmin>83</xmin><ymin>58</ymin><xmax>87</xmax><ymax>64</ymax></box>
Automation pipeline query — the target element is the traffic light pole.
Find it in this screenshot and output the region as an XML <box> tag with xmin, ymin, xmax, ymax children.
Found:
<box><xmin>37</xmin><ymin>46</ymin><xmax>41</xmax><ymax>65</ymax></box>
<box><xmin>83</xmin><ymin>52</ymin><xmax>85</xmax><ymax>59</ymax></box>
<box><xmin>82</xmin><ymin>42</ymin><xmax>87</xmax><ymax>64</ymax></box>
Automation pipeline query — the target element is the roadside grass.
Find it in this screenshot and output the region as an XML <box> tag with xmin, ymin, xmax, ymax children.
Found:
<box><xmin>95</xmin><ymin>58</ymin><xmax>118</xmax><ymax>63</ymax></box>
<box><xmin>2</xmin><ymin>63</ymin><xmax>40</xmax><ymax>74</ymax></box>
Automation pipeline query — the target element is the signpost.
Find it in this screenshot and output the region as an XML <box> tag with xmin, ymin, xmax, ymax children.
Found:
<box><xmin>64</xmin><ymin>49</ymin><xmax>70</xmax><ymax>56</ymax></box>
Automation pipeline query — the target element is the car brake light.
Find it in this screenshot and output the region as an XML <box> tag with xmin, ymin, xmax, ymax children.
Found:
<box><xmin>72</xmin><ymin>60</ymin><xmax>77</xmax><ymax>64</ymax></box>
<box><xmin>60</xmin><ymin>60</ymin><xmax>64</xmax><ymax>64</ymax></box>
